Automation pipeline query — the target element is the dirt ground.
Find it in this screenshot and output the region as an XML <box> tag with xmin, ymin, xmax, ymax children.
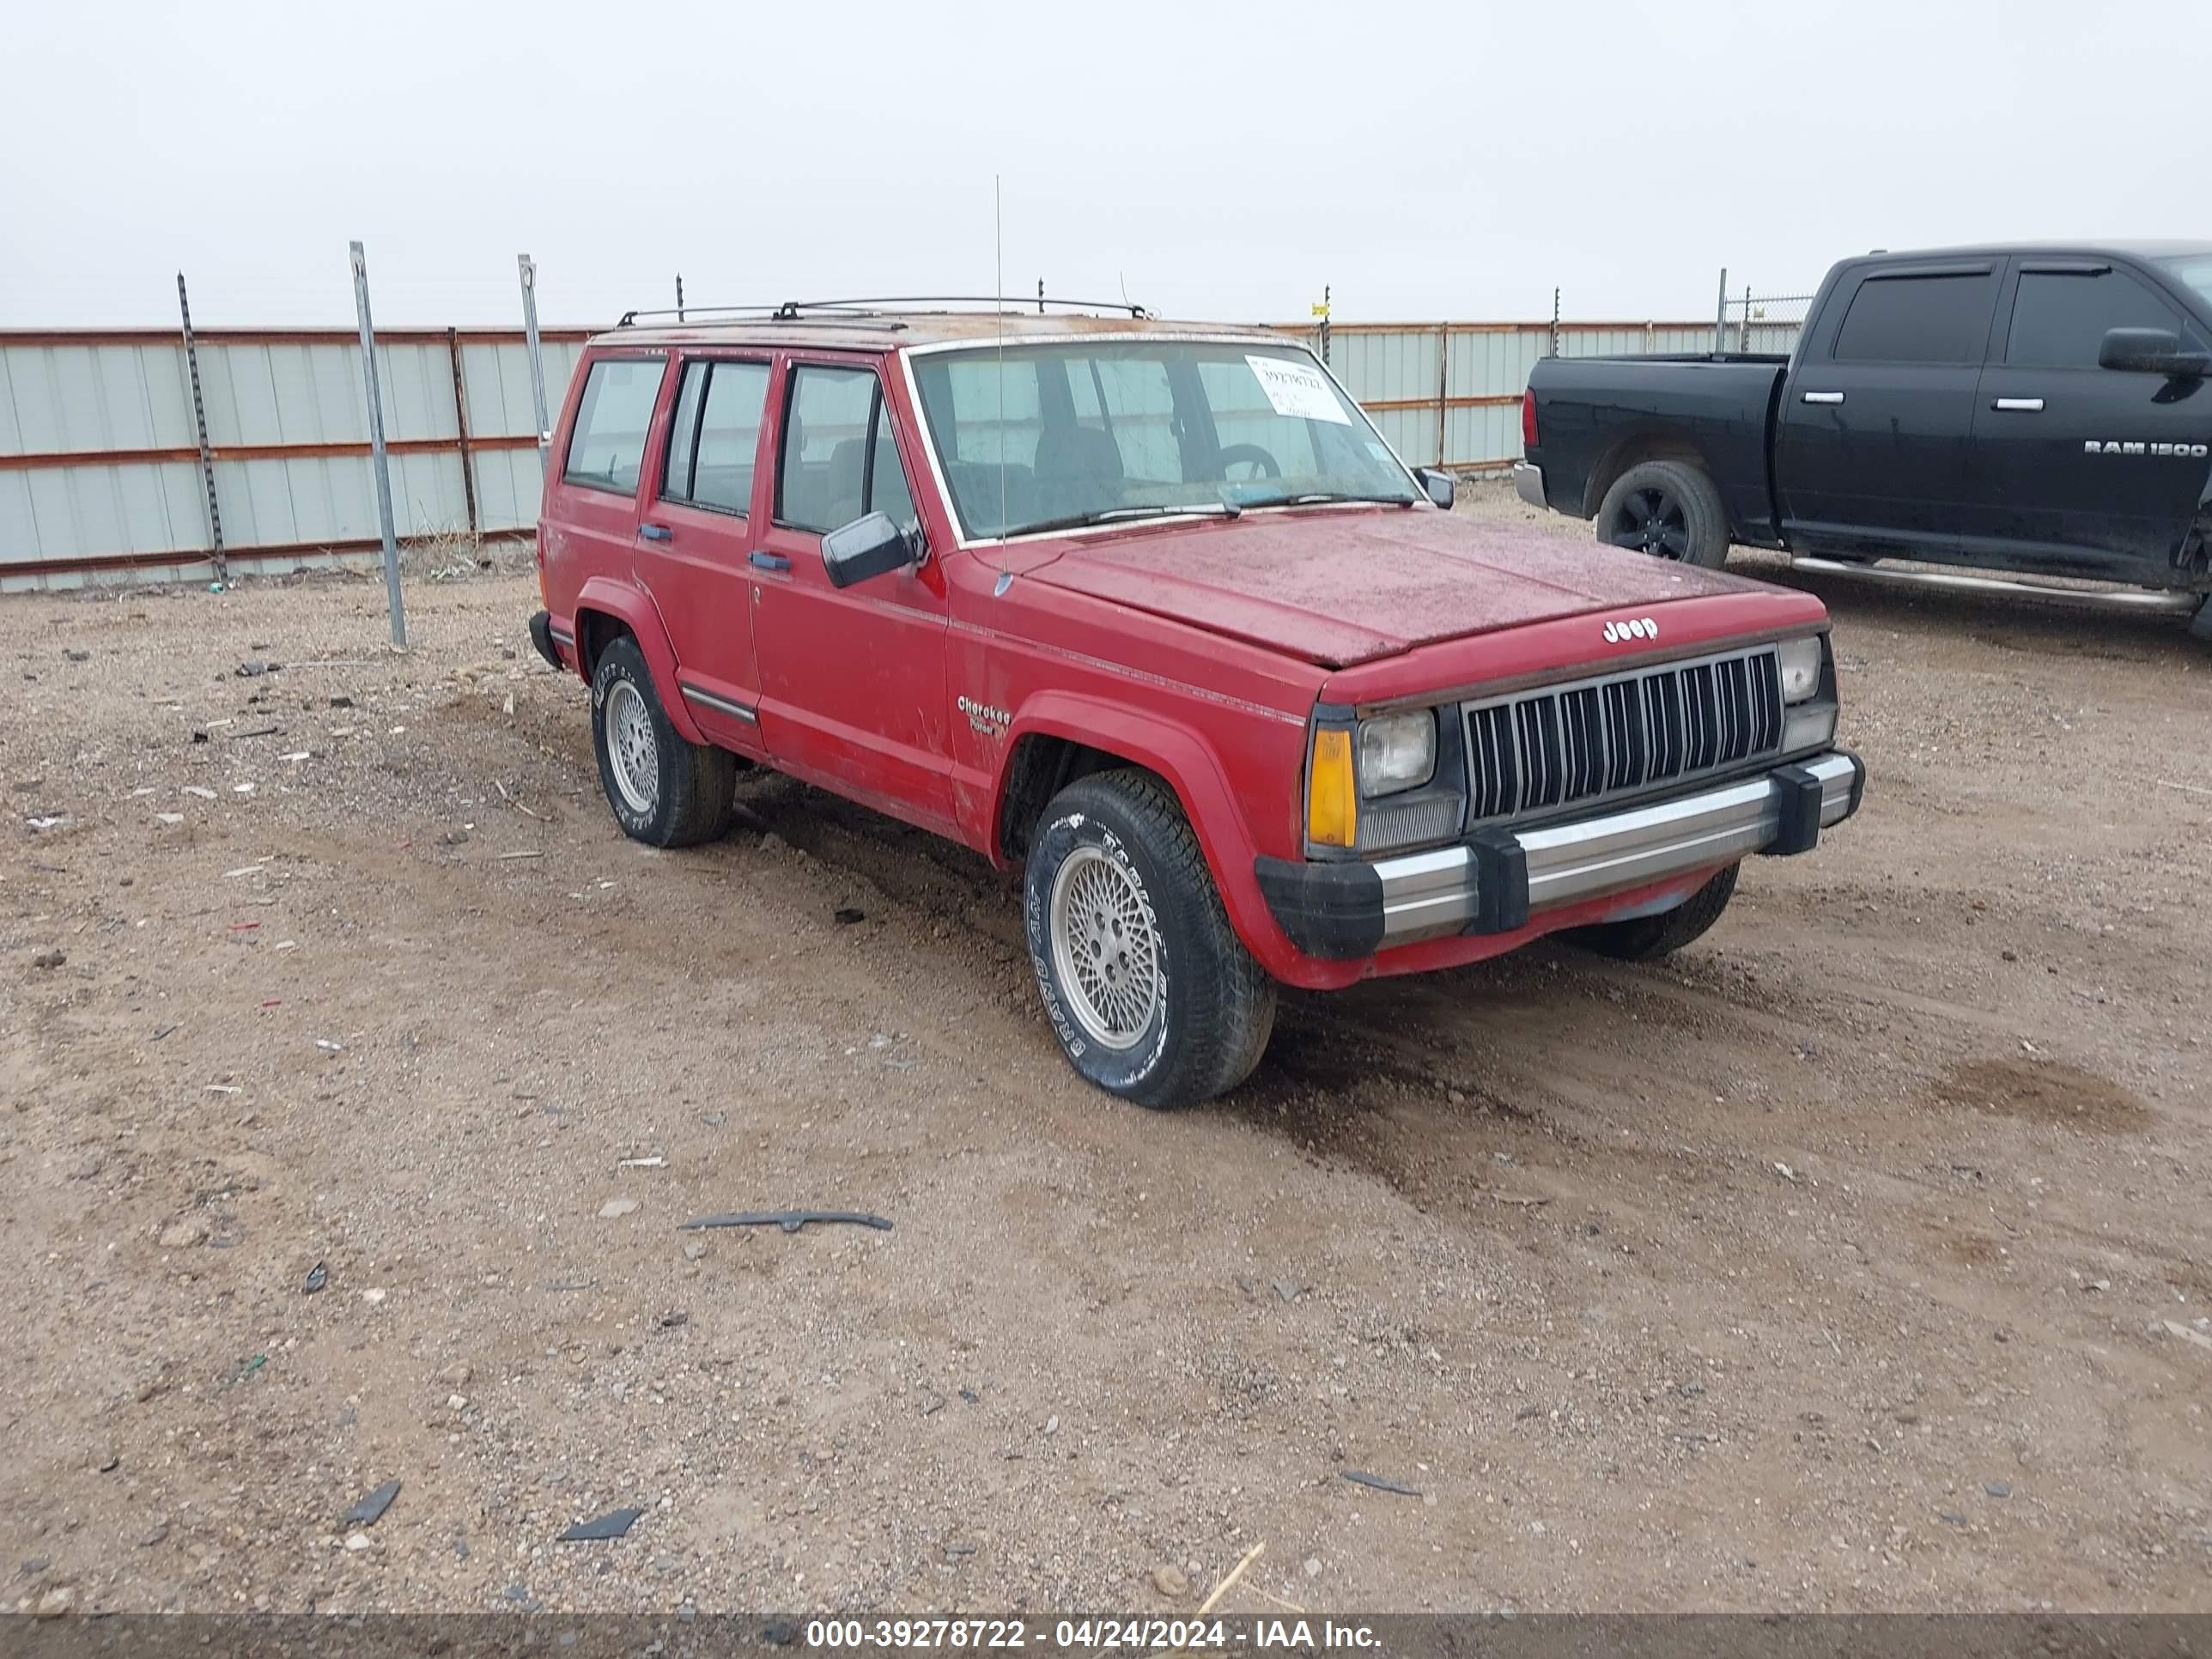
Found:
<box><xmin>3</xmin><ymin>478</ymin><xmax>2209</xmax><ymax>1619</ymax></box>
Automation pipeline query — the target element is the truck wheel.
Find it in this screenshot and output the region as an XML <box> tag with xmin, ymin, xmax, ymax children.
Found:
<box><xmin>1560</xmin><ymin>864</ymin><xmax>1738</xmax><ymax>963</ymax></box>
<box><xmin>1023</xmin><ymin>769</ymin><xmax>1276</xmax><ymax>1110</ymax></box>
<box><xmin>590</xmin><ymin>635</ymin><xmax>737</xmax><ymax>848</ymax></box>
<box><xmin>1596</xmin><ymin>460</ymin><xmax>1730</xmax><ymax>569</ymax></box>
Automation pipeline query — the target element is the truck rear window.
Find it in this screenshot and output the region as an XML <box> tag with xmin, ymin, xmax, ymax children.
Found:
<box><xmin>1832</xmin><ymin>272</ymin><xmax>1998</xmax><ymax>365</ymax></box>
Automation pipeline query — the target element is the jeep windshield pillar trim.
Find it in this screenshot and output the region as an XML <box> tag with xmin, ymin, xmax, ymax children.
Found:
<box><xmin>529</xmin><ymin>306</ymin><xmax>1864</xmax><ymax>1110</ymax></box>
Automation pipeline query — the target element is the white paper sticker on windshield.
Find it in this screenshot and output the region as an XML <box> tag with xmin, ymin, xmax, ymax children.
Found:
<box><xmin>1245</xmin><ymin>355</ymin><xmax>1352</xmax><ymax>425</ymax></box>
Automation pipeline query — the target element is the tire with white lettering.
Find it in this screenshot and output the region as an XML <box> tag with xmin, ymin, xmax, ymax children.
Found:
<box><xmin>590</xmin><ymin>635</ymin><xmax>737</xmax><ymax>848</ymax></box>
<box><xmin>1560</xmin><ymin>863</ymin><xmax>1738</xmax><ymax>963</ymax></box>
<box><xmin>1023</xmin><ymin>769</ymin><xmax>1276</xmax><ymax>1109</ymax></box>
<box><xmin>1595</xmin><ymin>459</ymin><xmax>1729</xmax><ymax>569</ymax></box>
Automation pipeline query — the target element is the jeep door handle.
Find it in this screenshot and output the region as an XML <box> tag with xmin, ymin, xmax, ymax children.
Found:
<box><xmin>749</xmin><ymin>550</ymin><xmax>791</xmax><ymax>573</ymax></box>
<box><xmin>1991</xmin><ymin>397</ymin><xmax>2045</xmax><ymax>412</ymax></box>
<box><xmin>1801</xmin><ymin>391</ymin><xmax>1844</xmax><ymax>405</ymax></box>
<box><xmin>638</xmin><ymin>523</ymin><xmax>673</xmax><ymax>543</ymax></box>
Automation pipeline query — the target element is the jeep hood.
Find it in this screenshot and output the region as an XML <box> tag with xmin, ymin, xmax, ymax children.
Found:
<box><xmin>1022</xmin><ymin>509</ymin><xmax>1763</xmax><ymax>667</ymax></box>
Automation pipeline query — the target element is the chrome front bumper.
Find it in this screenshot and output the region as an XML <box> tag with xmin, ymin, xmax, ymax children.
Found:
<box><xmin>1511</xmin><ymin>460</ymin><xmax>1547</xmax><ymax>509</ymax></box>
<box><xmin>1376</xmin><ymin>750</ymin><xmax>1861</xmax><ymax>946</ymax></box>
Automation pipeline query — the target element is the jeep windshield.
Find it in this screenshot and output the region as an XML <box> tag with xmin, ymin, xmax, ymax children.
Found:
<box><xmin>908</xmin><ymin>340</ymin><xmax>1419</xmax><ymax>540</ymax></box>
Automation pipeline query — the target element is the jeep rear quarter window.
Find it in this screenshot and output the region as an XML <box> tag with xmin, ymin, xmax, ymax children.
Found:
<box><xmin>1831</xmin><ymin>271</ymin><xmax>1999</xmax><ymax>364</ymax></box>
<box><xmin>563</xmin><ymin>358</ymin><xmax>665</xmax><ymax>494</ymax></box>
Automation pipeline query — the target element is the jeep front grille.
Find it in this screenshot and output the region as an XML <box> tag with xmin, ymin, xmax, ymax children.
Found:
<box><xmin>1463</xmin><ymin>646</ymin><xmax>1785</xmax><ymax>823</ymax></box>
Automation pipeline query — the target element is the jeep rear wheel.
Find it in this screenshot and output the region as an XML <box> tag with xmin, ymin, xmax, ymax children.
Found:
<box><xmin>1023</xmin><ymin>769</ymin><xmax>1275</xmax><ymax>1109</ymax></box>
<box><xmin>589</xmin><ymin>636</ymin><xmax>737</xmax><ymax>848</ymax></box>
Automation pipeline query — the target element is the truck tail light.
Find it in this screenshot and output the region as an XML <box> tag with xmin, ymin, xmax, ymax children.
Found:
<box><xmin>1521</xmin><ymin>387</ymin><xmax>1538</xmax><ymax>450</ymax></box>
<box><xmin>1307</xmin><ymin>728</ymin><xmax>1358</xmax><ymax>849</ymax></box>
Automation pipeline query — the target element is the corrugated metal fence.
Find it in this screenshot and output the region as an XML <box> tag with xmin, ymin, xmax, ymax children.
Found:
<box><xmin>1</xmin><ymin>316</ymin><xmax>1801</xmax><ymax>590</ymax></box>
<box><xmin>0</xmin><ymin>327</ymin><xmax>589</xmax><ymax>591</ymax></box>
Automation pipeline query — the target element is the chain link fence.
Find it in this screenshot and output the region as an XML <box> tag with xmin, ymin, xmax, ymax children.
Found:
<box><xmin>1715</xmin><ymin>269</ymin><xmax>1817</xmax><ymax>356</ymax></box>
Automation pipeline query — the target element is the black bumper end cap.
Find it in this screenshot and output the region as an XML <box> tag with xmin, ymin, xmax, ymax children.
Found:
<box><xmin>1254</xmin><ymin>855</ymin><xmax>1384</xmax><ymax>961</ymax></box>
<box><xmin>1765</xmin><ymin>750</ymin><xmax>1868</xmax><ymax>858</ymax></box>
<box><xmin>1768</xmin><ymin>764</ymin><xmax>1826</xmax><ymax>856</ymax></box>
<box><xmin>1468</xmin><ymin>827</ymin><xmax>1529</xmax><ymax>934</ymax></box>
<box><xmin>527</xmin><ymin>610</ymin><xmax>563</xmax><ymax>672</ymax></box>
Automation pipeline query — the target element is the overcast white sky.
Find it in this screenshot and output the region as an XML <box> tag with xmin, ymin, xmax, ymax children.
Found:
<box><xmin>3</xmin><ymin>0</ymin><xmax>2206</xmax><ymax>330</ymax></box>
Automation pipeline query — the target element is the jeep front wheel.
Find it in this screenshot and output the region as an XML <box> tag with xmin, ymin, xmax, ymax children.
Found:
<box><xmin>1022</xmin><ymin>769</ymin><xmax>1276</xmax><ymax>1109</ymax></box>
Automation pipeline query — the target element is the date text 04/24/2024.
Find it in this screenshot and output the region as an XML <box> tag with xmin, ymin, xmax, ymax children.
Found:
<box><xmin>802</xmin><ymin>1619</ymin><xmax>1382</xmax><ymax>1650</ymax></box>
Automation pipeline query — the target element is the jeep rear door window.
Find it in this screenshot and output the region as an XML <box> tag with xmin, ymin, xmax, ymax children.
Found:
<box><xmin>693</xmin><ymin>362</ymin><xmax>770</xmax><ymax>514</ymax></box>
<box><xmin>910</xmin><ymin>342</ymin><xmax>1414</xmax><ymax>539</ymax></box>
<box><xmin>663</xmin><ymin>360</ymin><xmax>770</xmax><ymax>514</ymax></box>
<box><xmin>1832</xmin><ymin>272</ymin><xmax>1999</xmax><ymax>365</ymax></box>
<box><xmin>776</xmin><ymin>366</ymin><xmax>915</xmax><ymax>535</ymax></box>
<box><xmin>661</xmin><ymin>362</ymin><xmax>708</xmax><ymax>501</ymax></box>
<box><xmin>562</xmin><ymin>358</ymin><xmax>664</xmax><ymax>494</ymax></box>
<box><xmin>2003</xmin><ymin>270</ymin><xmax>2179</xmax><ymax>368</ymax></box>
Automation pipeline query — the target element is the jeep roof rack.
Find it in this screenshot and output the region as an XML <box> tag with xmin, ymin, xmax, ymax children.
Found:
<box><xmin>615</xmin><ymin>292</ymin><xmax>1152</xmax><ymax>328</ymax></box>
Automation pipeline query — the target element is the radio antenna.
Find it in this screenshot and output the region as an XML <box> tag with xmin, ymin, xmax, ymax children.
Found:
<box><xmin>993</xmin><ymin>174</ymin><xmax>1012</xmax><ymax>592</ymax></box>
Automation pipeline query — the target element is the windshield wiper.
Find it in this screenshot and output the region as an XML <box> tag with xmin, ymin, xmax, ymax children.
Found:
<box><xmin>1009</xmin><ymin>501</ymin><xmax>1243</xmax><ymax>536</ymax></box>
<box><xmin>1237</xmin><ymin>490</ymin><xmax>1418</xmax><ymax>510</ymax></box>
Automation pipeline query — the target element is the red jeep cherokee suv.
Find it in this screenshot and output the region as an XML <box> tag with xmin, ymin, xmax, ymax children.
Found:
<box><xmin>528</xmin><ymin>304</ymin><xmax>1863</xmax><ymax>1109</ymax></box>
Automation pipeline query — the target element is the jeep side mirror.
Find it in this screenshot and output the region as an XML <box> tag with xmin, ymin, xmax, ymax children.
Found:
<box><xmin>2099</xmin><ymin>326</ymin><xmax>2212</xmax><ymax>378</ymax></box>
<box><xmin>1413</xmin><ymin>466</ymin><xmax>1455</xmax><ymax>509</ymax></box>
<box><xmin>822</xmin><ymin>511</ymin><xmax>916</xmax><ymax>588</ymax></box>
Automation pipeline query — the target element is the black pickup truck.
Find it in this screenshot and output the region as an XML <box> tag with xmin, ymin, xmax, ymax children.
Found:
<box><xmin>1516</xmin><ymin>241</ymin><xmax>2212</xmax><ymax>637</ymax></box>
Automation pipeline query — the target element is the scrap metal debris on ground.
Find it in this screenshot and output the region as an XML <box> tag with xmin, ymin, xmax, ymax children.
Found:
<box><xmin>676</xmin><ymin>1210</ymin><xmax>893</xmax><ymax>1235</ymax></box>
<box><xmin>1339</xmin><ymin>1469</ymin><xmax>1422</xmax><ymax>1498</ymax></box>
<box><xmin>556</xmin><ymin>1507</ymin><xmax>643</xmax><ymax>1542</ymax></box>
<box><xmin>342</xmin><ymin>1480</ymin><xmax>400</xmax><ymax>1528</ymax></box>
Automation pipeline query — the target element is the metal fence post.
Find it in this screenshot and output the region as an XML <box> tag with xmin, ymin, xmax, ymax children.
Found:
<box><xmin>176</xmin><ymin>273</ymin><xmax>227</xmax><ymax>589</ymax></box>
<box><xmin>349</xmin><ymin>240</ymin><xmax>406</xmax><ymax>649</ymax></box>
<box><xmin>1714</xmin><ymin>266</ymin><xmax>1728</xmax><ymax>355</ymax></box>
<box><xmin>446</xmin><ymin>325</ymin><xmax>478</xmax><ymax>537</ymax></box>
<box><xmin>1435</xmin><ymin>326</ymin><xmax>1449</xmax><ymax>467</ymax></box>
<box><xmin>1549</xmin><ymin>287</ymin><xmax>1560</xmax><ymax>359</ymax></box>
<box><xmin>519</xmin><ymin>253</ymin><xmax>551</xmax><ymax>475</ymax></box>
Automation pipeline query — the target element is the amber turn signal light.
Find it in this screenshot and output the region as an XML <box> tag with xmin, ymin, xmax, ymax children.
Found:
<box><xmin>1308</xmin><ymin>728</ymin><xmax>1358</xmax><ymax>848</ymax></box>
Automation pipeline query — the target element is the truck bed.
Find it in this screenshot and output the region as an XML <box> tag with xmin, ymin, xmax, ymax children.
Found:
<box><xmin>1527</xmin><ymin>356</ymin><xmax>1790</xmax><ymax>542</ymax></box>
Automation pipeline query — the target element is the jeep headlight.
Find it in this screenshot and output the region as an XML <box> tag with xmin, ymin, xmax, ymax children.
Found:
<box><xmin>1357</xmin><ymin>709</ymin><xmax>1437</xmax><ymax>797</ymax></box>
<box><xmin>1778</xmin><ymin>636</ymin><xmax>1824</xmax><ymax>704</ymax></box>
